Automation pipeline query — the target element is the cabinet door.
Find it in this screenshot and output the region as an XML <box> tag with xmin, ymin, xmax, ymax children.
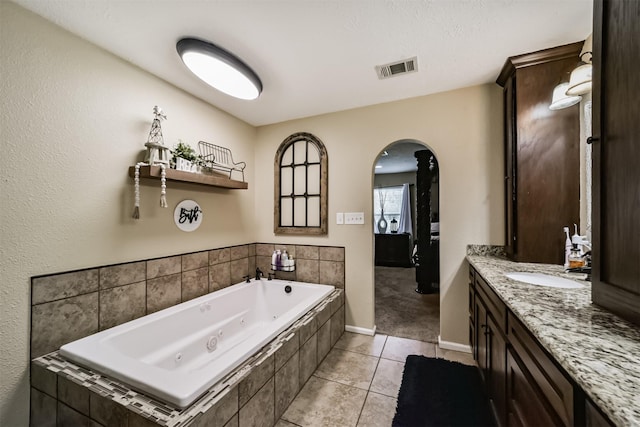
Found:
<box><xmin>487</xmin><ymin>314</ymin><xmax>507</xmax><ymax>427</ymax></box>
<box><xmin>504</xmin><ymin>74</ymin><xmax>517</xmax><ymax>259</ymax></box>
<box><xmin>508</xmin><ymin>313</ymin><xmax>573</xmax><ymax>426</ymax></box>
<box><xmin>469</xmin><ymin>267</ymin><xmax>476</xmax><ymax>360</ymax></box>
<box><xmin>476</xmin><ymin>296</ymin><xmax>488</xmax><ymax>377</ymax></box>
<box><xmin>591</xmin><ymin>0</ymin><xmax>640</xmax><ymax>325</ymax></box>
<box><xmin>507</xmin><ymin>350</ymin><xmax>561</xmax><ymax>427</ymax></box>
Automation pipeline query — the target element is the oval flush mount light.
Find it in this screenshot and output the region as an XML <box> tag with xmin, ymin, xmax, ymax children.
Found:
<box><xmin>176</xmin><ymin>38</ymin><xmax>262</xmax><ymax>100</ymax></box>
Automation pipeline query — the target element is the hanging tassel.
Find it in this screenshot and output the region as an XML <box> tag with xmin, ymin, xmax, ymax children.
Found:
<box><xmin>132</xmin><ymin>162</ymin><xmax>143</xmax><ymax>219</ymax></box>
<box><xmin>159</xmin><ymin>164</ymin><xmax>168</xmax><ymax>208</ymax></box>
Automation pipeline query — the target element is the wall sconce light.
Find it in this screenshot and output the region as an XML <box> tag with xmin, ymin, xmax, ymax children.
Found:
<box><xmin>550</xmin><ymin>81</ymin><xmax>582</xmax><ymax>110</ymax></box>
<box><xmin>390</xmin><ymin>217</ymin><xmax>399</xmax><ymax>233</ymax></box>
<box><xmin>566</xmin><ymin>51</ymin><xmax>592</xmax><ymax>96</ymax></box>
<box><xmin>176</xmin><ymin>38</ymin><xmax>262</xmax><ymax>100</ymax></box>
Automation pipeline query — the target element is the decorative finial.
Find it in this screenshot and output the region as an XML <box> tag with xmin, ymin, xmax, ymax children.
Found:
<box><xmin>147</xmin><ymin>106</ymin><xmax>167</xmax><ymax>146</ymax></box>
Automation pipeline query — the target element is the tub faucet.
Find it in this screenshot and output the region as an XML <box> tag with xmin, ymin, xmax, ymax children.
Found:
<box><xmin>255</xmin><ymin>268</ymin><xmax>264</xmax><ymax>280</ymax></box>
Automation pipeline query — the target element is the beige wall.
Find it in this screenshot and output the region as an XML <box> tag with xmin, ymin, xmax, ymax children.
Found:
<box><xmin>254</xmin><ymin>84</ymin><xmax>505</xmax><ymax>343</ymax></box>
<box><xmin>0</xmin><ymin>3</ymin><xmax>256</xmax><ymax>425</ymax></box>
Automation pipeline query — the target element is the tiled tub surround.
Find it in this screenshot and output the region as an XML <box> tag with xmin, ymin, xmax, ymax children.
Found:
<box><xmin>29</xmin><ymin>243</ymin><xmax>344</xmax><ymax>426</ymax></box>
<box><xmin>467</xmin><ymin>252</ymin><xmax>640</xmax><ymax>426</ymax></box>
<box><xmin>32</xmin><ymin>289</ymin><xmax>345</xmax><ymax>426</ymax></box>
<box><xmin>30</xmin><ymin>243</ymin><xmax>345</xmax><ymax>359</ymax></box>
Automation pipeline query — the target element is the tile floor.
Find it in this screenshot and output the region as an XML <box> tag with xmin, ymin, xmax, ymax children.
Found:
<box><xmin>276</xmin><ymin>332</ymin><xmax>476</xmax><ymax>427</ymax></box>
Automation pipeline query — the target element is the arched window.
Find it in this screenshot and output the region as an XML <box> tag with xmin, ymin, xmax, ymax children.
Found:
<box><xmin>274</xmin><ymin>132</ymin><xmax>328</xmax><ymax>235</ymax></box>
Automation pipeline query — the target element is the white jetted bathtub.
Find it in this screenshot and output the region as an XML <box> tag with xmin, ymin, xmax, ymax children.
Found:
<box><xmin>60</xmin><ymin>278</ymin><xmax>335</xmax><ymax>408</ymax></box>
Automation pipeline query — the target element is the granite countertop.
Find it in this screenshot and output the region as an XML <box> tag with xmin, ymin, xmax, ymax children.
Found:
<box><xmin>466</xmin><ymin>251</ymin><xmax>640</xmax><ymax>427</ymax></box>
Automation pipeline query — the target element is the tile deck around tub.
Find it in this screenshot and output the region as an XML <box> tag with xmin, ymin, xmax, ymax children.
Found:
<box><xmin>278</xmin><ymin>333</ymin><xmax>476</xmax><ymax>427</ymax></box>
<box><xmin>32</xmin><ymin>289</ymin><xmax>344</xmax><ymax>427</ymax></box>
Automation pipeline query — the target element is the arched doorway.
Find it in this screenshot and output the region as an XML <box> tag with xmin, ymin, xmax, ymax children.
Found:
<box><xmin>372</xmin><ymin>140</ymin><xmax>440</xmax><ymax>343</ymax></box>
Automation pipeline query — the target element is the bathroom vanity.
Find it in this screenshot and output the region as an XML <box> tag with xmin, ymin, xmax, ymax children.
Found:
<box><xmin>467</xmin><ymin>251</ymin><xmax>640</xmax><ymax>427</ymax></box>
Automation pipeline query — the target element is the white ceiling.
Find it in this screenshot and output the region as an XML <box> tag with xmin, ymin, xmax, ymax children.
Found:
<box><xmin>13</xmin><ymin>0</ymin><xmax>592</xmax><ymax>127</ymax></box>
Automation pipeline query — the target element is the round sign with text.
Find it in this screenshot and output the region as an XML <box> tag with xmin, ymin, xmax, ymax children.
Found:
<box><xmin>174</xmin><ymin>200</ymin><xmax>203</xmax><ymax>232</ymax></box>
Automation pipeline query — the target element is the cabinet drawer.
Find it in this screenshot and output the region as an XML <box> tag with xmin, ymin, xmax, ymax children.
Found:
<box><xmin>507</xmin><ymin>349</ymin><xmax>559</xmax><ymax>427</ymax></box>
<box><xmin>585</xmin><ymin>398</ymin><xmax>613</xmax><ymax>427</ymax></box>
<box><xmin>476</xmin><ymin>274</ymin><xmax>507</xmax><ymax>332</ymax></box>
<box><xmin>508</xmin><ymin>312</ymin><xmax>573</xmax><ymax>426</ymax></box>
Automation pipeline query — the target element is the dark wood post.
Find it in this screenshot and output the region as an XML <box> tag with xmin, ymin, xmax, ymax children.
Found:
<box><xmin>415</xmin><ymin>150</ymin><xmax>439</xmax><ymax>293</ymax></box>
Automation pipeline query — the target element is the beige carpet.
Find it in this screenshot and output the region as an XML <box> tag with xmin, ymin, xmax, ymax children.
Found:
<box><xmin>375</xmin><ymin>266</ymin><xmax>440</xmax><ymax>343</ymax></box>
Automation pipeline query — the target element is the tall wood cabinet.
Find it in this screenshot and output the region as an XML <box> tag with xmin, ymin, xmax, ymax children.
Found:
<box><xmin>497</xmin><ymin>43</ymin><xmax>582</xmax><ymax>264</ymax></box>
<box><xmin>591</xmin><ymin>0</ymin><xmax>640</xmax><ymax>326</ymax></box>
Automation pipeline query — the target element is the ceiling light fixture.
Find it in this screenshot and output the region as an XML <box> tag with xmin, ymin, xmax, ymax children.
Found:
<box><xmin>176</xmin><ymin>38</ymin><xmax>262</xmax><ymax>100</ymax></box>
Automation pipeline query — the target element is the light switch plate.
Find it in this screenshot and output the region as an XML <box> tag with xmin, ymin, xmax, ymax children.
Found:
<box><xmin>344</xmin><ymin>212</ymin><xmax>365</xmax><ymax>225</ymax></box>
<box><xmin>336</xmin><ymin>212</ymin><xmax>344</xmax><ymax>224</ymax></box>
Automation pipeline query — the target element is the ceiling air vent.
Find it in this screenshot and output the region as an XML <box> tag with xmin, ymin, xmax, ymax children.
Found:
<box><xmin>375</xmin><ymin>57</ymin><xmax>418</xmax><ymax>79</ymax></box>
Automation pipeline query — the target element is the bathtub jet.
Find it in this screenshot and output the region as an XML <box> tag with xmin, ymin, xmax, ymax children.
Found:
<box><xmin>59</xmin><ymin>278</ymin><xmax>334</xmax><ymax>408</ymax></box>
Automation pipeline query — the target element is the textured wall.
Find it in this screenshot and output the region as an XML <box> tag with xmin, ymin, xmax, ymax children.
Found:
<box><xmin>253</xmin><ymin>84</ymin><xmax>505</xmax><ymax>348</ymax></box>
<box><xmin>0</xmin><ymin>3</ymin><xmax>256</xmax><ymax>425</ymax></box>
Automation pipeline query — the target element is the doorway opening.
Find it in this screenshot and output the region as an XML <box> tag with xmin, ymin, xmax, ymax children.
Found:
<box><xmin>373</xmin><ymin>140</ymin><xmax>440</xmax><ymax>343</ymax></box>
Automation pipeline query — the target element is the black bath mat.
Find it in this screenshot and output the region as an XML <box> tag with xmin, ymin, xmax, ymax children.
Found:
<box><xmin>392</xmin><ymin>355</ymin><xmax>495</xmax><ymax>427</ymax></box>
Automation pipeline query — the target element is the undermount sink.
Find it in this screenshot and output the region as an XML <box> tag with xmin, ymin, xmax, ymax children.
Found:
<box><xmin>504</xmin><ymin>272</ymin><xmax>584</xmax><ymax>289</ymax></box>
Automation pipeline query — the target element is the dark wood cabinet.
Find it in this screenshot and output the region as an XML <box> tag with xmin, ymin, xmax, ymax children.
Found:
<box><xmin>591</xmin><ymin>0</ymin><xmax>640</xmax><ymax>326</ymax></box>
<box><xmin>506</xmin><ymin>349</ymin><xmax>560</xmax><ymax>427</ymax></box>
<box><xmin>468</xmin><ymin>268</ymin><xmax>476</xmax><ymax>359</ymax></box>
<box><xmin>497</xmin><ymin>43</ymin><xmax>582</xmax><ymax>264</ymax></box>
<box><xmin>474</xmin><ymin>273</ymin><xmax>507</xmax><ymax>427</ymax></box>
<box><xmin>469</xmin><ymin>265</ymin><xmax>614</xmax><ymax>427</ymax></box>
<box><xmin>585</xmin><ymin>398</ymin><xmax>614</xmax><ymax>427</ymax></box>
<box><xmin>374</xmin><ymin>233</ymin><xmax>413</xmax><ymax>267</ymax></box>
<box><xmin>507</xmin><ymin>312</ymin><xmax>573</xmax><ymax>427</ymax></box>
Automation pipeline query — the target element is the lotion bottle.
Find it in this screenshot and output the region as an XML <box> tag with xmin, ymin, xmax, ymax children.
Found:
<box><xmin>563</xmin><ymin>227</ymin><xmax>571</xmax><ymax>269</ymax></box>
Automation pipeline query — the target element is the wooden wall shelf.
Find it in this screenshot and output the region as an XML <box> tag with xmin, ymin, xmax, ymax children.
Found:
<box><xmin>128</xmin><ymin>165</ymin><xmax>248</xmax><ymax>190</ymax></box>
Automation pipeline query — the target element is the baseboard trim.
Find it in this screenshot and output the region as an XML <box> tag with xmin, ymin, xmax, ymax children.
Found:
<box><xmin>345</xmin><ymin>324</ymin><xmax>376</xmax><ymax>336</ymax></box>
<box><xmin>438</xmin><ymin>336</ymin><xmax>472</xmax><ymax>353</ymax></box>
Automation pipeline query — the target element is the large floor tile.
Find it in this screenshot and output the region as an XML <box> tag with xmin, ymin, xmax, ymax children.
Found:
<box><xmin>334</xmin><ymin>332</ymin><xmax>388</xmax><ymax>357</ymax></box>
<box><xmin>313</xmin><ymin>348</ymin><xmax>379</xmax><ymax>390</ymax></box>
<box><xmin>436</xmin><ymin>346</ymin><xmax>476</xmax><ymax>366</ymax></box>
<box><xmin>380</xmin><ymin>336</ymin><xmax>436</xmax><ymax>362</ymax></box>
<box><xmin>369</xmin><ymin>358</ymin><xmax>404</xmax><ymax>398</ymax></box>
<box><xmin>356</xmin><ymin>392</ymin><xmax>397</xmax><ymax>427</ymax></box>
<box><xmin>281</xmin><ymin>376</ymin><xmax>367</xmax><ymax>427</ymax></box>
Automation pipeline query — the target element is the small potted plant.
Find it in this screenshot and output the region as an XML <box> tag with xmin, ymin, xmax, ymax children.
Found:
<box><xmin>171</xmin><ymin>141</ymin><xmax>197</xmax><ymax>172</ymax></box>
